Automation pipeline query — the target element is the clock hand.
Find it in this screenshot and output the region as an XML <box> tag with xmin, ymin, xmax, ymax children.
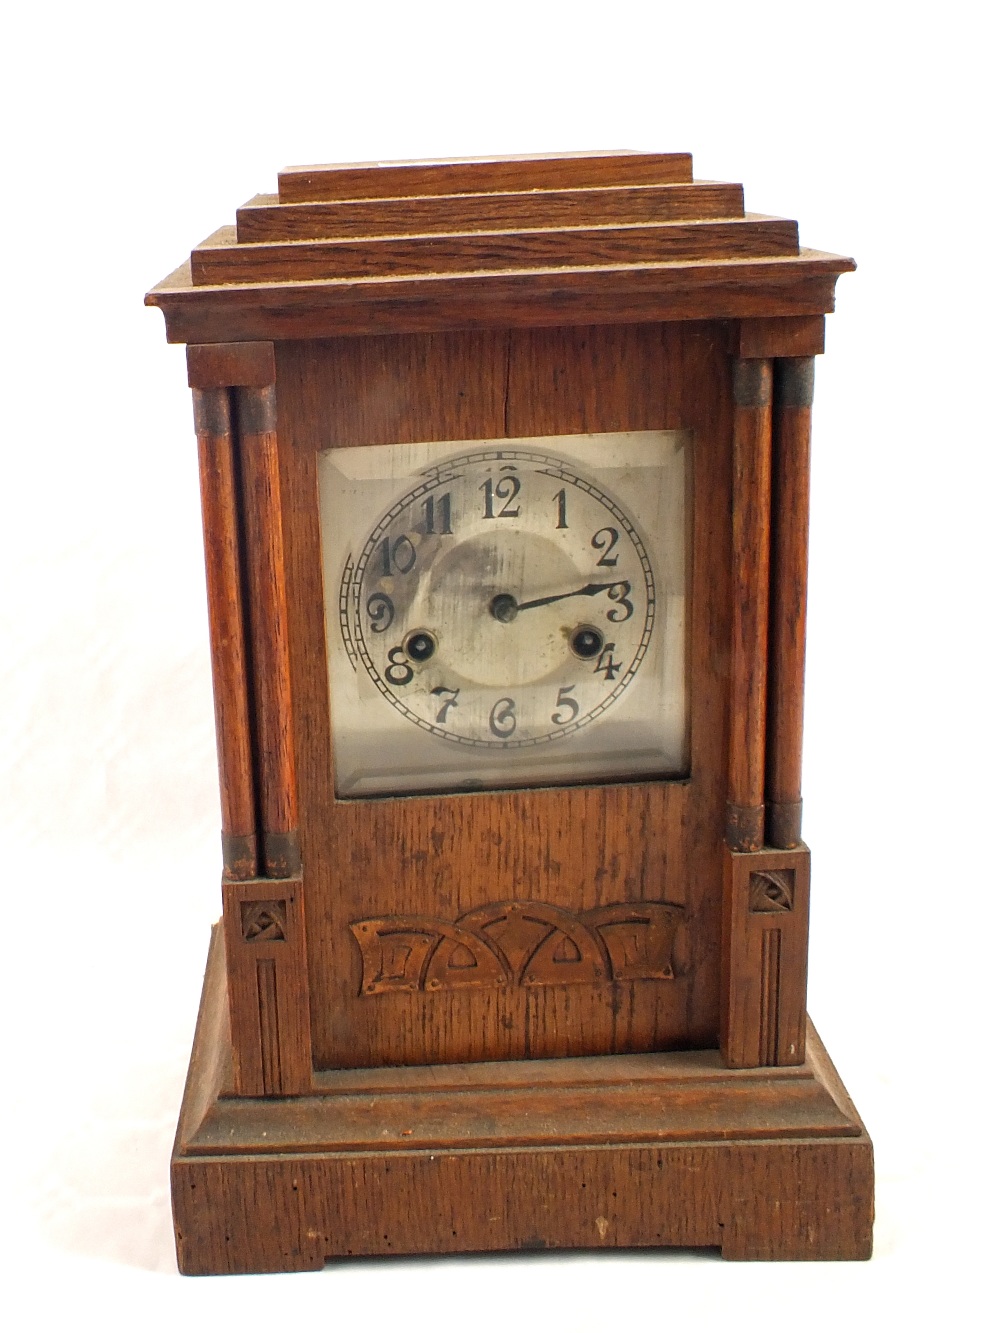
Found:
<box><xmin>515</xmin><ymin>581</ymin><xmax>619</xmax><ymax>612</ymax></box>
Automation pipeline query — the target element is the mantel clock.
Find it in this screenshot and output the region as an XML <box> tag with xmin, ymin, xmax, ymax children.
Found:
<box><xmin>147</xmin><ymin>150</ymin><xmax>873</xmax><ymax>1273</ymax></box>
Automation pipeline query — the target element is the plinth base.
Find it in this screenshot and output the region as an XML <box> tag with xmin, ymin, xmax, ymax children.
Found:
<box><xmin>172</xmin><ymin>925</ymin><xmax>873</xmax><ymax>1274</ymax></box>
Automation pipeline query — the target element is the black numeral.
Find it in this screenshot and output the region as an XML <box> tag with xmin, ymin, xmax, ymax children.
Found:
<box><xmin>422</xmin><ymin>492</ymin><xmax>453</xmax><ymax>535</ymax></box>
<box><xmin>481</xmin><ymin>470</ymin><xmax>521</xmax><ymax>519</ymax></box>
<box><xmin>591</xmin><ymin>527</ymin><xmax>620</xmax><ymax>567</ymax></box>
<box><xmin>551</xmin><ymin>685</ymin><xmax>579</xmax><ymax>725</ymax></box>
<box><xmin>606</xmin><ymin>582</ymin><xmax>634</xmax><ymax>622</ymax></box>
<box><xmin>489</xmin><ymin>696</ymin><xmax>517</xmax><ymax>738</ymax></box>
<box><xmin>384</xmin><ymin>646</ymin><xmax>414</xmax><ymax>686</ymax></box>
<box><xmin>553</xmin><ymin>488</ymin><xmax>568</xmax><ymax>529</ymax></box>
<box><xmin>366</xmin><ymin>592</ymin><xmax>395</xmax><ymax>634</ymax></box>
<box><xmin>380</xmin><ymin>534</ymin><xmax>417</xmax><ymax>576</ymax></box>
<box><xmin>594</xmin><ymin>644</ymin><xmax>622</xmax><ymax>681</ymax></box>
<box><xmin>431</xmin><ymin>685</ymin><xmax>460</xmax><ymax>723</ymax></box>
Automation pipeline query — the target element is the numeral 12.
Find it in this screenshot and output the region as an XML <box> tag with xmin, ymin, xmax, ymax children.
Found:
<box><xmin>481</xmin><ymin>472</ymin><xmax>521</xmax><ymax>519</ymax></box>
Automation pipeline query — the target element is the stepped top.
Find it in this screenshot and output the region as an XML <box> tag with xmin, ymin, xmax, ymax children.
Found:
<box><xmin>146</xmin><ymin>151</ymin><xmax>854</xmax><ymax>344</ymax></box>
<box><xmin>275</xmin><ymin>149</ymin><xmax>697</xmax><ymax>201</ymax></box>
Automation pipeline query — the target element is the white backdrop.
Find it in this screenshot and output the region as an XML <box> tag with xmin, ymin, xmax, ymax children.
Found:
<box><xmin>2</xmin><ymin>2</ymin><xmax>996</xmax><ymax>1327</ymax></box>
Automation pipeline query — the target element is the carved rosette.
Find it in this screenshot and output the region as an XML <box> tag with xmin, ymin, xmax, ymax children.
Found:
<box><xmin>241</xmin><ymin>899</ymin><xmax>287</xmax><ymax>942</ymax></box>
<box><xmin>350</xmin><ymin>900</ymin><xmax>683</xmax><ymax>996</ymax></box>
<box><xmin>749</xmin><ymin>870</ymin><xmax>794</xmax><ymax>913</ymax></box>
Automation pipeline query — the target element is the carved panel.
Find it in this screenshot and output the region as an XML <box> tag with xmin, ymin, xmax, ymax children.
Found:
<box><xmin>222</xmin><ymin>878</ymin><xmax>312</xmax><ymax>1096</ymax></box>
<box><xmin>749</xmin><ymin>870</ymin><xmax>794</xmax><ymax>913</ymax></box>
<box><xmin>350</xmin><ymin>900</ymin><xmax>683</xmax><ymax>996</ymax></box>
<box><xmin>722</xmin><ymin>845</ymin><xmax>809</xmax><ymax>1069</ymax></box>
<box><xmin>241</xmin><ymin>899</ymin><xmax>287</xmax><ymax>942</ymax></box>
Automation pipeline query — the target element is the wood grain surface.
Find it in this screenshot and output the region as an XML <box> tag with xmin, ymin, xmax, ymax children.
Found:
<box><xmin>721</xmin><ymin>845</ymin><xmax>810</xmax><ymax>1067</ymax></box>
<box><xmin>735</xmin><ymin>314</ymin><xmax>825</xmax><ymax>359</ymax></box>
<box><xmin>174</xmin><ymin>1137</ymin><xmax>874</xmax><ymax>1272</ymax></box>
<box><xmin>277</xmin><ymin>150</ymin><xmax>694</xmax><ymax>202</ymax></box>
<box><xmin>237</xmin><ymin>182</ymin><xmax>746</xmax><ymax>243</ymax></box>
<box><xmin>148</xmin><ymin>251</ymin><xmax>848</xmax><ymax>345</ymax></box>
<box><xmin>220</xmin><ymin>879</ymin><xmax>313</xmax><ymax>1095</ymax></box>
<box><xmin>726</xmin><ymin>359</ymin><xmax>773</xmax><ymax>852</ymax></box>
<box><xmin>275</xmin><ymin>322</ymin><xmax>731</xmax><ymax>1068</ymax></box>
<box><xmin>147</xmin><ymin>151</ymin><xmax>854</xmax><ymax>347</ymax></box>
<box><xmin>766</xmin><ymin>358</ymin><xmax>815</xmax><ymax>848</ymax></box>
<box><xmin>234</xmin><ymin>386</ymin><xmax>300</xmax><ymax>878</ymax></box>
<box><xmin>155</xmin><ymin>152</ymin><xmax>867</xmax><ymax>1275</ymax></box>
<box><xmin>187</xmin><ymin>341</ymin><xmax>276</xmax><ymax>389</ymax></box>
<box><xmin>171</xmin><ymin>924</ymin><xmax>873</xmax><ymax>1272</ymax></box>
<box><xmin>192</xmin><ymin>388</ymin><xmax>257</xmax><ymax>880</ymax></box>
<box><xmin>191</xmin><ymin>216</ymin><xmax>799</xmax><ymax>286</ymax></box>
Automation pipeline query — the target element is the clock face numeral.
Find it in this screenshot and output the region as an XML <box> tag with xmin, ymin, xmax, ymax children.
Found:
<box><xmin>594</xmin><ymin>644</ymin><xmax>623</xmax><ymax>681</ymax></box>
<box><xmin>422</xmin><ymin>492</ymin><xmax>453</xmax><ymax>535</ymax></box>
<box><xmin>431</xmin><ymin>685</ymin><xmax>460</xmax><ymax>723</ymax></box>
<box><xmin>384</xmin><ymin>646</ymin><xmax>414</xmax><ymax>686</ymax></box>
<box><xmin>380</xmin><ymin>534</ymin><xmax>417</xmax><ymax>576</ymax></box>
<box><xmin>489</xmin><ymin>696</ymin><xmax>517</xmax><ymax>738</ymax></box>
<box><xmin>551</xmin><ymin>685</ymin><xmax>579</xmax><ymax>725</ymax></box>
<box><xmin>366</xmin><ymin>592</ymin><xmax>395</xmax><ymax>634</ymax></box>
<box><xmin>347</xmin><ymin>448</ymin><xmax>656</xmax><ymax>749</ymax></box>
<box><xmin>481</xmin><ymin>469</ymin><xmax>521</xmax><ymax>519</ymax></box>
<box><xmin>591</xmin><ymin>527</ymin><xmax>620</xmax><ymax>567</ymax></box>
<box><xmin>606</xmin><ymin>582</ymin><xmax>633</xmax><ymax>622</ymax></box>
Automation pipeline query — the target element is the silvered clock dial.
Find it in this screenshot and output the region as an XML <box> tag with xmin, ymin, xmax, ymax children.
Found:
<box><xmin>319</xmin><ymin>431</ymin><xmax>689</xmax><ymax>797</ymax></box>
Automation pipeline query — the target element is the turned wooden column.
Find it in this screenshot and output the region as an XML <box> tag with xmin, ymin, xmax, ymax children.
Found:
<box><xmin>766</xmin><ymin>357</ymin><xmax>815</xmax><ymax>848</ymax></box>
<box><xmin>188</xmin><ymin>341</ymin><xmax>312</xmax><ymax>1096</ymax></box>
<box><xmin>191</xmin><ymin>385</ymin><xmax>257</xmax><ymax>881</ymax></box>
<box><xmin>722</xmin><ymin>329</ymin><xmax>819</xmax><ymax>1070</ymax></box>
<box><xmin>726</xmin><ymin>357</ymin><xmax>773</xmax><ymax>853</ymax></box>
<box><xmin>188</xmin><ymin>340</ymin><xmax>301</xmax><ymax>880</ymax></box>
<box><xmin>234</xmin><ymin>382</ymin><xmax>300</xmax><ymax>879</ymax></box>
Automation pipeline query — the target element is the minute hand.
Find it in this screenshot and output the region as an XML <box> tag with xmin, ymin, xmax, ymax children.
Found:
<box><xmin>516</xmin><ymin>581</ymin><xmax>620</xmax><ymax>612</ymax></box>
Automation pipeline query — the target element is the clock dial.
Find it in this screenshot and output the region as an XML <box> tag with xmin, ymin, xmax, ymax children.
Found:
<box><xmin>320</xmin><ymin>430</ymin><xmax>688</xmax><ymax>797</ymax></box>
<box><xmin>341</xmin><ymin>449</ymin><xmax>655</xmax><ymax>749</ymax></box>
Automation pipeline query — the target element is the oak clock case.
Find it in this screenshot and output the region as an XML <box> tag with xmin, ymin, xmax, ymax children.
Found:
<box><xmin>146</xmin><ymin>150</ymin><xmax>873</xmax><ymax>1274</ymax></box>
<box><xmin>320</xmin><ymin>430</ymin><xmax>689</xmax><ymax>797</ymax></box>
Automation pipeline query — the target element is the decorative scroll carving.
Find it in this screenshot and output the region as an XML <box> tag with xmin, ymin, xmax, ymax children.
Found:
<box><xmin>241</xmin><ymin>899</ymin><xmax>287</xmax><ymax>942</ymax></box>
<box><xmin>350</xmin><ymin>900</ymin><xmax>683</xmax><ymax>996</ymax></box>
<box><xmin>749</xmin><ymin>870</ymin><xmax>794</xmax><ymax>913</ymax></box>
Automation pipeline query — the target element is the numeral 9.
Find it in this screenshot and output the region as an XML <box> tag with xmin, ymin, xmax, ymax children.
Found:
<box><xmin>366</xmin><ymin>592</ymin><xmax>395</xmax><ymax>633</ymax></box>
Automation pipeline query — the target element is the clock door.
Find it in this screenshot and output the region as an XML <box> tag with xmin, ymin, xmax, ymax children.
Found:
<box><xmin>278</xmin><ymin>321</ymin><xmax>731</xmax><ymax>1070</ymax></box>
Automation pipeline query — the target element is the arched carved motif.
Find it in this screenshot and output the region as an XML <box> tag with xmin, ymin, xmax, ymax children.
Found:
<box><xmin>350</xmin><ymin>900</ymin><xmax>683</xmax><ymax>995</ymax></box>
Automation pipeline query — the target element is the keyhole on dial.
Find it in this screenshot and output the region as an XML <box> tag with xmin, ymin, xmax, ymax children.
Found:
<box><xmin>405</xmin><ymin>631</ymin><xmax>436</xmax><ymax>662</ymax></box>
<box><xmin>571</xmin><ymin>626</ymin><xmax>604</xmax><ymax>659</ymax></box>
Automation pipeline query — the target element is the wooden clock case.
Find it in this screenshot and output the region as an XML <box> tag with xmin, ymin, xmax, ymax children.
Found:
<box><xmin>147</xmin><ymin>151</ymin><xmax>873</xmax><ymax>1274</ymax></box>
